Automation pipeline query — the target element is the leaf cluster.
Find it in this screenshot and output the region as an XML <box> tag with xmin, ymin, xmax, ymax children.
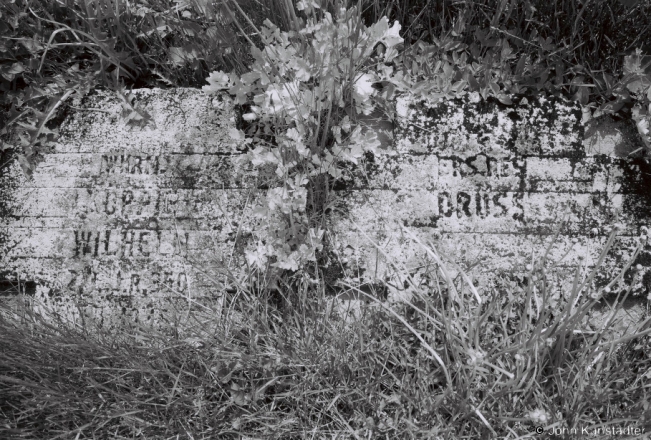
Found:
<box><xmin>0</xmin><ymin>0</ymin><xmax>266</xmax><ymax>173</ymax></box>
<box><xmin>205</xmin><ymin>2</ymin><xmax>405</xmax><ymax>273</ymax></box>
<box><xmin>359</xmin><ymin>0</ymin><xmax>651</xmax><ymax>112</ymax></box>
<box><xmin>206</xmin><ymin>0</ymin><xmax>651</xmax><ymax>279</ymax></box>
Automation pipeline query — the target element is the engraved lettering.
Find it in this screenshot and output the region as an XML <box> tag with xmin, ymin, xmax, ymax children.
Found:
<box><xmin>457</xmin><ymin>192</ymin><xmax>472</xmax><ymax>218</ymax></box>
<box><xmin>467</xmin><ymin>154</ymin><xmax>489</xmax><ymax>176</ymax></box>
<box><xmin>94</xmin><ymin>233</ymin><xmax>100</xmax><ymax>257</ymax></box>
<box><xmin>454</xmin><ymin>158</ymin><xmax>470</xmax><ymax>177</ymax></box>
<box><xmin>130</xmin><ymin>274</ymin><xmax>140</xmax><ymax>294</ymax></box>
<box><xmin>115</xmin><ymin>270</ymin><xmax>123</xmax><ymax>292</ymax></box>
<box><xmin>164</xmin><ymin>271</ymin><xmax>174</xmax><ymax>288</ymax></box>
<box><xmin>100</xmin><ymin>155</ymin><xmax>161</xmax><ymax>175</ymax></box>
<box><xmin>121</xmin><ymin>230</ymin><xmax>135</xmax><ymax>257</ymax></box>
<box><xmin>105</xmin><ymin>192</ymin><xmax>118</xmax><ymax>215</ymax></box>
<box><xmin>131</xmin><ymin>156</ymin><xmax>142</xmax><ymax>174</ymax></box>
<box><xmin>493</xmin><ymin>193</ymin><xmax>508</xmax><ymax>217</ymax></box>
<box><xmin>163</xmin><ymin>192</ymin><xmax>180</xmax><ymax>214</ymax></box>
<box><xmin>122</xmin><ymin>190</ymin><xmax>133</xmax><ymax>208</ymax></box>
<box><xmin>139</xmin><ymin>231</ymin><xmax>151</xmax><ymax>257</ymax></box>
<box><xmin>101</xmin><ymin>155</ymin><xmax>120</xmax><ymax>174</ymax></box>
<box><xmin>143</xmin><ymin>156</ymin><xmax>155</xmax><ymax>174</ymax></box>
<box><xmin>438</xmin><ymin>191</ymin><xmax>453</xmax><ymax>217</ymax></box>
<box><xmin>74</xmin><ymin>231</ymin><xmax>94</xmax><ymax>256</ymax></box>
<box><xmin>103</xmin><ymin>230</ymin><xmax>111</xmax><ymax>254</ymax></box>
<box><xmin>157</xmin><ymin>155</ymin><xmax>168</xmax><ymax>174</ymax></box>
<box><xmin>476</xmin><ymin>192</ymin><xmax>490</xmax><ymax>218</ymax></box>
<box><xmin>177</xmin><ymin>273</ymin><xmax>187</xmax><ymax>292</ymax></box>
<box><xmin>83</xmin><ymin>264</ymin><xmax>97</xmax><ymax>285</ymax></box>
<box><xmin>486</xmin><ymin>156</ymin><xmax>495</xmax><ymax>177</ymax></box>
<box><xmin>436</xmin><ymin>154</ymin><xmax>524</xmax><ymax>180</ymax></box>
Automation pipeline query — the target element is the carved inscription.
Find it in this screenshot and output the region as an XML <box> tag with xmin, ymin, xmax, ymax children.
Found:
<box><xmin>100</xmin><ymin>154</ymin><xmax>160</xmax><ymax>174</ymax></box>
<box><xmin>433</xmin><ymin>154</ymin><xmax>523</xmax><ymax>178</ymax></box>
<box><xmin>0</xmin><ymin>88</ymin><xmax>254</xmax><ymax>326</ymax></box>
<box><xmin>98</xmin><ymin>153</ymin><xmax>239</xmax><ymax>180</ymax></box>
<box><xmin>441</xmin><ymin>191</ymin><xmax>519</xmax><ymax>219</ymax></box>
<box><xmin>67</xmin><ymin>265</ymin><xmax>190</xmax><ymax>295</ymax></box>
<box><xmin>73</xmin><ymin>230</ymin><xmax>163</xmax><ymax>258</ymax></box>
<box><xmin>334</xmin><ymin>95</ymin><xmax>651</xmax><ymax>296</ymax></box>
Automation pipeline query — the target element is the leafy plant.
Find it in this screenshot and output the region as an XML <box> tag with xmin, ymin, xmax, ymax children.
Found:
<box><xmin>0</xmin><ymin>0</ymin><xmax>270</xmax><ymax>173</ymax></box>
<box><xmin>622</xmin><ymin>50</ymin><xmax>651</xmax><ymax>151</ymax></box>
<box><xmin>204</xmin><ymin>0</ymin><xmax>651</xmax><ymax>281</ymax></box>
<box><xmin>358</xmin><ymin>0</ymin><xmax>651</xmax><ymax>114</ymax></box>
<box><xmin>204</xmin><ymin>0</ymin><xmax>405</xmax><ymax>273</ymax></box>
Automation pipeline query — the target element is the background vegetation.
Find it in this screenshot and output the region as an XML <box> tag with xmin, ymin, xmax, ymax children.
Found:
<box><xmin>2</xmin><ymin>0</ymin><xmax>651</xmax><ymax>171</ymax></box>
<box><xmin>2</xmin><ymin>0</ymin><xmax>651</xmax><ymax>438</ymax></box>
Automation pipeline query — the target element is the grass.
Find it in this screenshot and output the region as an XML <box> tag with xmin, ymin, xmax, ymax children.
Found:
<box><xmin>2</xmin><ymin>231</ymin><xmax>651</xmax><ymax>439</ymax></box>
<box><xmin>2</xmin><ymin>0</ymin><xmax>651</xmax><ymax>438</ymax></box>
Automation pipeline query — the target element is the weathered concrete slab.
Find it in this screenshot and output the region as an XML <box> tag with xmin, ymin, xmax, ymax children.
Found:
<box><xmin>330</xmin><ymin>95</ymin><xmax>651</xmax><ymax>317</ymax></box>
<box><xmin>1</xmin><ymin>87</ymin><xmax>649</xmax><ymax>337</ymax></box>
<box><xmin>0</xmin><ymin>88</ymin><xmax>260</xmax><ymax>329</ymax></box>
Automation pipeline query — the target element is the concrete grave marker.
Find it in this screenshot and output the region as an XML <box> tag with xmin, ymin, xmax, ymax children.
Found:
<box><xmin>0</xmin><ymin>88</ymin><xmax>259</xmax><ymax>328</ymax></box>
<box><xmin>1</xmin><ymin>87</ymin><xmax>650</xmax><ymax>335</ymax></box>
<box><xmin>330</xmin><ymin>94</ymin><xmax>651</xmax><ymax>315</ymax></box>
